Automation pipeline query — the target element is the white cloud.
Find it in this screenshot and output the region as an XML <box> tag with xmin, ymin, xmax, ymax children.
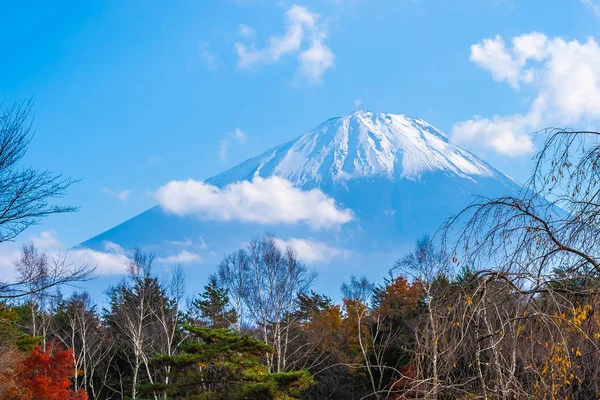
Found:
<box><xmin>156</xmin><ymin>250</ymin><xmax>202</xmax><ymax>264</ymax></box>
<box><xmin>230</xmin><ymin>128</ymin><xmax>247</xmax><ymax>144</ymax></box>
<box><xmin>218</xmin><ymin>139</ymin><xmax>229</xmax><ymax>160</ymax></box>
<box><xmin>235</xmin><ymin>5</ymin><xmax>335</xmax><ymax>83</ymax></box>
<box><xmin>452</xmin><ymin>112</ymin><xmax>537</xmax><ymax>156</ymax></box>
<box><xmin>298</xmin><ymin>40</ymin><xmax>335</xmax><ymax>84</ymax></box>
<box><xmin>71</xmin><ymin>241</ymin><xmax>129</xmax><ymax>275</ymax></box>
<box><xmin>238</xmin><ymin>24</ymin><xmax>256</xmax><ymax>39</ymax></box>
<box><xmin>31</xmin><ymin>231</ymin><xmax>61</xmax><ymax>249</ymax></box>
<box><xmin>103</xmin><ymin>188</ymin><xmax>131</xmax><ymax>201</ymax></box>
<box><xmin>102</xmin><ymin>241</ymin><xmax>125</xmax><ymax>254</ymax></box>
<box><xmin>354</xmin><ymin>99</ymin><xmax>362</xmax><ymax>108</ymax></box>
<box><xmin>274</xmin><ymin>237</ymin><xmax>350</xmax><ymax>263</ymax></box>
<box><xmin>0</xmin><ymin>231</ymin><xmax>66</xmax><ymax>280</ymax></box>
<box><xmin>219</xmin><ymin>128</ymin><xmax>248</xmax><ymax>160</ymax></box>
<box><xmin>581</xmin><ymin>0</ymin><xmax>600</xmax><ymax>17</ymax></box>
<box><xmin>198</xmin><ymin>236</ymin><xmax>208</xmax><ymax>249</ymax></box>
<box><xmin>0</xmin><ymin>236</ymin><xmax>130</xmax><ymax>280</ymax></box>
<box><xmin>166</xmin><ymin>237</ymin><xmax>208</xmax><ymax>249</ymax></box>
<box><xmin>199</xmin><ymin>41</ymin><xmax>218</xmax><ymax>70</ymax></box>
<box><xmin>166</xmin><ymin>238</ymin><xmax>193</xmax><ymax>246</ymax></box>
<box><xmin>454</xmin><ymin>33</ymin><xmax>600</xmax><ymax>156</ymax></box>
<box><xmin>469</xmin><ymin>35</ymin><xmax>525</xmax><ymax>89</ymax></box>
<box><xmin>0</xmin><ymin>246</ymin><xmax>21</xmax><ymax>282</ymax></box>
<box><xmin>235</xmin><ymin>5</ymin><xmax>312</xmax><ymax>67</ymax></box>
<box><xmin>155</xmin><ymin>176</ymin><xmax>353</xmax><ymax>230</ymax></box>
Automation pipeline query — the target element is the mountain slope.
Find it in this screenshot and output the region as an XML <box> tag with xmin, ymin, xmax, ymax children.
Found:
<box><xmin>80</xmin><ymin>111</ymin><xmax>521</xmax><ymax>293</ymax></box>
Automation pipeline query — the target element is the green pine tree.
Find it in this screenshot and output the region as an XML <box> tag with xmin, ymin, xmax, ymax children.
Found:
<box><xmin>191</xmin><ymin>276</ymin><xmax>238</xmax><ymax>329</ymax></box>
<box><xmin>141</xmin><ymin>324</ymin><xmax>313</xmax><ymax>399</ymax></box>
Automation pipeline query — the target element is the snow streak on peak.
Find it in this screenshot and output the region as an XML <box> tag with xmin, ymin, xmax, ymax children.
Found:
<box><xmin>210</xmin><ymin>111</ymin><xmax>501</xmax><ymax>188</ymax></box>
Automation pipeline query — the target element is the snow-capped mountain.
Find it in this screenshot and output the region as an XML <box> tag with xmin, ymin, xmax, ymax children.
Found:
<box><xmin>81</xmin><ymin>111</ymin><xmax>521</xmax><ymax>294</ymax></box>
<box><xmin>208</xmin><ymin>111</ymin><xmax>508</xmax><ymax>187</ymax></box>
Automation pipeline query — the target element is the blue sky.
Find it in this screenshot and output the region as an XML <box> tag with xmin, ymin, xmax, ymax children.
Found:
<box><xmin>1</xmin><ymin>0</ymin><xmax>599</xmax><ymax>250</ymax></box>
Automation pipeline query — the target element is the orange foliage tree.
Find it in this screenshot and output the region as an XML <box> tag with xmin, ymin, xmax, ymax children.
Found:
<box><xmin>5</xmin><ymin>344</ymin><xmax>87</xmax><ymax>400</ymax></box>
<box><xmin>339</xmin><ymin>275</ymin><xmax>422</xmax><ymax>398</ymax></box>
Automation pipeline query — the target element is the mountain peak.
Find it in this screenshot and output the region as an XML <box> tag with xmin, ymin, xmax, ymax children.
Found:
<box><xmin>208</xmin><ymin>111</ymin><xmax>501</xmax><ymax>188</ymax></box>
<box><xmin>337</xmin><ymin>110</ymin><xmax>448</xmax><ymax>139</ymax></box>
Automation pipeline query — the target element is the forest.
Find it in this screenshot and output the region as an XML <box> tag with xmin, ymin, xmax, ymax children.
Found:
<box><xmin>2</xmin><ymin>101</ymin><xmax>600</xmax><ymax>400</ymax></box>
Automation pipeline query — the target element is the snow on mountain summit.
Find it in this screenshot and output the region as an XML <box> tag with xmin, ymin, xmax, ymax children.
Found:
<box><xmin>208</xmin><ymin>111</ymin><xmax>499</xmax><ymax>188</ymax></box>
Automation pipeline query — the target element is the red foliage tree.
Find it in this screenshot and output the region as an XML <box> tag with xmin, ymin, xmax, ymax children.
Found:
<box><xmin>5</xmin><ymin>344</ymin><xmax>87</xmax><ymax>400</ymax></box>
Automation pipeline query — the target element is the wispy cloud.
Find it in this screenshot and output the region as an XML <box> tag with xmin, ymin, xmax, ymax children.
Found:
<box><xmin>31</xmin><ymin>231</ymin><xmax>61</xmax><ymax>249</ymax></box>
<box><xmin>103</xmin><ymin>188</ymin><xmax>131</xmax><ymax>201</ymax></box>
<box><xmin>166</xmin><ymin>238</ymin><xmax>193</xmax><ymax>246</ymax></box>
<box><xmin>453</xmin><ymin>32</ymin><xmax>600</xmax><ymax>156</ymax></box>
<box><xmin>218</xmin><ymin>139</ymin><xmax>229</xmax><ymax>161</ymax></box>
<box><xmin>71</xmin><ymin>241</ymin><xmax>129</xmax><ymax>275</ymax></box>
<box><xmin>274</xmin><ymin>237</ymin><xmax>350</xmax><ymax>264</ymax></box>
<box><xmin>155</xmin><ymin>176</ymin><xmax>353</xmax><ymax>230</ymax></box>
<box><xmin>235</xmin><ymin>5</ymin><xmax>335</xmax><ymax>84</ymax></box>
<box><xmin>238</xmin><ymin>24</ymin><xmax>256</xmax><ymax>39</ymax></box>
<box><xmin>230</xmin><ymin>128</ymin><xmax>247</xmax><ymax>144</ymax></box>
<box><xmin>156</xmin><ymin>250</ymin><xmax>202</xmax><ymax>264</ymax></box>
<box><xmin>0</xmin><ymin>236</ymin><xmax>131</xmax><ymax>278</ymax></box>
<box><xmin>297</xmin><ymin>40</ymin><xmax>335</xmax><ymax>84</ymax></box>
<box><xmin>0</xmin><ymin>247</ymin><xmax>21</xmax><ymax>281</ymax></box>
<box><xmin>0</xmin><ymin>230</ymin><xmax>63</xmax><ymax>281</ymax></box>
<box><xmin>581</xmin><ymin>0</ymin><xmax>600</xmax><ymax>17</ymax></box>
<box><xmin>199</xmin><ymin>41</ymin><xmax>218</xmax><ymax>70</ymax></box>
<box><xmin>218</xmin><ymin>128</ymin><xmax>248</xmax><ymax>160</ymax></box>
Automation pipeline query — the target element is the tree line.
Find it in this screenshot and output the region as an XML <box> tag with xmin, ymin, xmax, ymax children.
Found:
<box><xmin>0</xmin><ymin>236</ymin><xmax>420</xmax><ymax>399</ymax></box>
<box><xmin>2</xmin><ymin>101</ymin><xmax>600</xmax><ymax>399</ymax></box>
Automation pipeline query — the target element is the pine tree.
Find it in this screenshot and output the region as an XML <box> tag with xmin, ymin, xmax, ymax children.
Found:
<box><xmin>141</xmin><ymin>324</ymin><xmax>313</xmax><ymax>399</ymax></box>
<box><xmin>296</xmin><ymin>291</ymin><xmax>334</xmax><ymax>321</ymax></box>
<box><xmin>191</xmin><ymin>276</ymin><xmax>237</xmax><ymax>329</ymax></box>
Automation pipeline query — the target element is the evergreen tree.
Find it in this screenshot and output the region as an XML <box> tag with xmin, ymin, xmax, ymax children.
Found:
<box><xmin>191</xmin><ymin>275</ymin><xmax>237</xmax><ymax>329</ymax></box>
<box><xmin>0</xmin><ymin>303</ymin><xmax>39</xmax><ymax>352</ymax></box>
<box><xmin>142</xmin><ymin>324</ymin><xmax>313</xmax><ymax>400</ymax></box>
<box><xmin>295</xmin><ymin>291</ymin><xmax>334</xmax><ymax>322</ymax></box>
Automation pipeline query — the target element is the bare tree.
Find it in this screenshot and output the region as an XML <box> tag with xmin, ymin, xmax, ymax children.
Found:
<box><xmin>341</xmin><ymin>275</ymin><xmax>375</xmax><ymax>306</ymax></box>
<box><xmin>420</xmin><ymin>129</ymin><xmax>600</xmax><ymax>398</ymax></box>
<box><xmin>150</xmin><ymin>264</ymin><xmax>187</xmax><ymax>389</ymax></box>
<box><xmin>216</xmin><ymin>249</ymin><xmax>248</xmax><ymax>332</ymax></box>
<box><xmin>104</xmin><ymin>249</ymin><xmax>186</xmax><ymax>400</ymax></box>
<box><xmin>442</xmin><ymin>129</ymin><xmax>600</xmax><ymax>299</ymax></box>
<box><xmin>0</xmin><ymin>100</ymin><xmax>77</xmax><ymax>243</ymax></box>
<box><xmin>14</xmin><ymin>243</ymin><xmax>48</xmax><ymax>342</ymax></box>
<box><xmin>0</xmin><ymin>101</ymin><xmax>91</xmax><ymax>299</ymax></box>
<box><xmin>54</xmin><ymin>292</ymin><xmax>114</xmax><ymax>400</ymax></box>
<box><xmin>12</xmin><ymin>243</ymin><xmax>92</xmax><ymax>352</ymax></box>
<box><xmin>105</xmin><ymin>249</ymin><xmax>160</xmax><ymax>400</ymax></box>
<box><xmin>394</xmin><ymin>235</ymin><xmax>450</xmax><ymax>399</ymax></box>
<box><xmin>1</xmin><ymin>242</ymin><xmax>93</xmax><ymax>300</ymax></box>
<box><xmin>217</xmin><ymin>235</ymin><xmax>316</xmax><ymax>373</ymax></box>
